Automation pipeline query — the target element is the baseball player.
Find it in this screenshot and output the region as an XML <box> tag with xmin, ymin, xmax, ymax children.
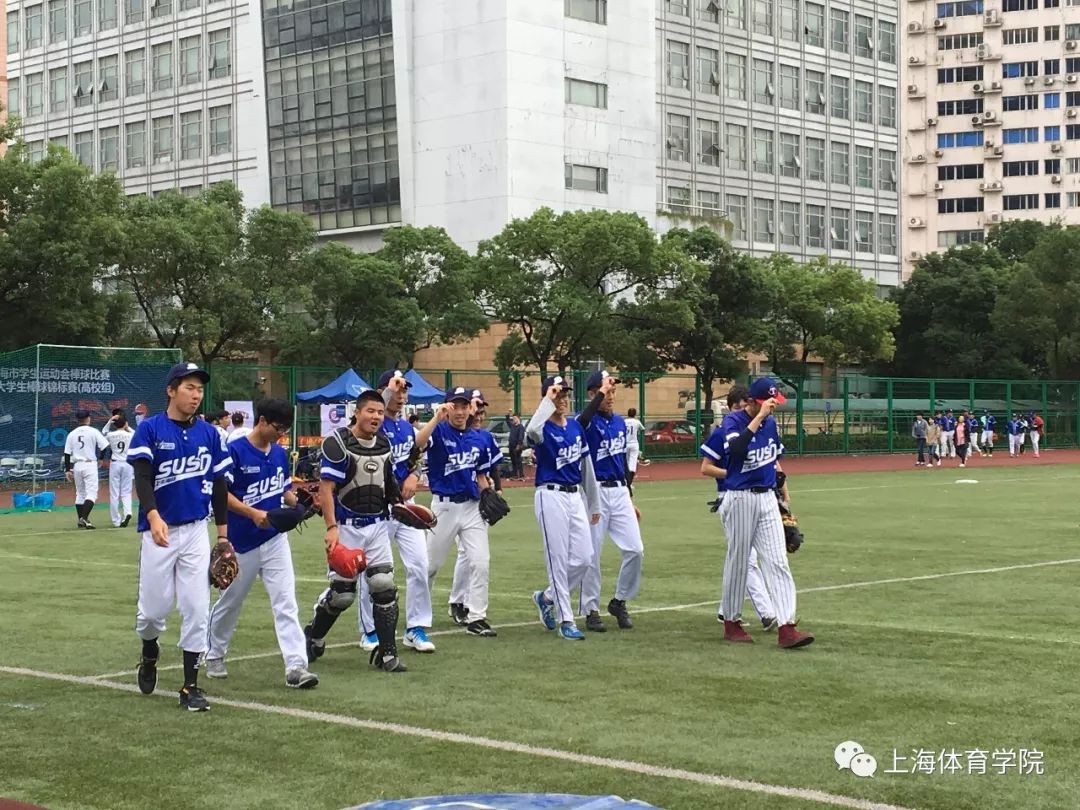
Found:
<box><xmin>940</xmin><ymin>409</ymin><xmax>957</xmax><ymax>458</ymax></box>
<box><xmin>413</xmin><ymin>387</ymin><xmax>499</xmax><ymax>638</ymax></box>
<box><xmin>447</xmin><ymin>391</ymin><xmax>504</xmax><ymax>627</ymax></box>
<box><xmin>624</xmin><ymin>407</ymin><xmax>647</xmax><ymax>489</ymax></box>
<box><xmin>1029</xmin><ymin>411</ymin><xmax>1043</xmax><ymax>457</ymax></box>
<box><xmin>133</xmin><ymin>402</ymin><xmax>149</xmax><ymax>425</ymax></box>
<box><xmin>1007</xmin><ymin>413</ymin><xmax>1024</xmax><ymax>457</ymax></box>
<box><xmin>966</xmin><ymin>412</ymin><xmax>982</xmax><ymax>457</ymax></box>
<box><xmin>981</xmin><ymin>410</ymin><xmax>996</xmax><ymax>457</ymax></box>
<box><xmin>717</xmin><ymin>377</ymin><xmax>813</xmax><ymax>649</ymax></box>
<box><xmin>577</xmin><ymin>370</ymin><xmax>643</xmax><ymax>633</ymax></box>
<box><xmin>304</xmin><ymin>388</ymin><xmax>407</xmax><ymax>673</ymax></box>
<box><xmin>129</xmin><ymin>362</ymin><xmax>234</xmax><ymax>711</ymax></box>
<box><xmin>64</xmin><ymin>409</ymin><xmax>108</xmax><ymax>529</ymax></box>
<box><xmin>527</xmin><ymin>375</ymin><xmax>600</xmax><ymax>641</ymax></box>
<box><xmin>104</xmin><ymin>414</ymin><xmax>135</xmax><ymax>528</ymax></box>
<box><xmin>356</xmin><ymin>370</ymin><xmax>435</xmax><ymax>655</ymax></box>
<box><xmin>701</xmin><ymin>385</ymin><xmax>778</xmax><ymax>631</ymax></box>
<box><xmin>204</xmin><ymin>398</ymin><xmax>318</xmax><ymax>689</ymax></box>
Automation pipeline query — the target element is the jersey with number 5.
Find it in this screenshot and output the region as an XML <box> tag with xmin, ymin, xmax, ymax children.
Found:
<box><xmin>128</xmin><ymin>413</ymin><xmax>232</xmax><ymax>531</ymax></box>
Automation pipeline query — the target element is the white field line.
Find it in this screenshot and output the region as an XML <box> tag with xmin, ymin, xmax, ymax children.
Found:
<box><xmin>810</xmin><ymin>618</ymin><xmax>1080</xmax><ymax>647</ymax></box>
<box><xmin>0</xmin><ymin>664</ymin><xmax>918</xmax><ymax>810</ymax></box>
<box><xmin>86</xmin><ymin>556</ymin><xmax>1080</xmax><ymax>680</ymax></box>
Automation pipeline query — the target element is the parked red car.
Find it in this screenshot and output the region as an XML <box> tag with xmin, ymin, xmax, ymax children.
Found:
<box><xmin>644</xmin><ymin>420</ymin><xmax>697</xmax><ymax>443</ymax></box>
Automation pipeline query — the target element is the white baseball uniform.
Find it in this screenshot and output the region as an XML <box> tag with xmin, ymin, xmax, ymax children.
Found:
<box><xmin>624</xmin><ymin>417</ymin><xmax>644</xmax><ymax>473</ymax></box>
<box><xmin>360</xmin><ymin>514</ymin><xmax>431</xmax><ymax>634</ymax></box>
<box><xmin>105</xmin><ymin>427</ymin><xmax>134</xmax><ymax>526</ymax></box>
<box><xmin>64</xmin><ymin>425</ymin><xmax>108</xmax><ymax>504</ymax></box>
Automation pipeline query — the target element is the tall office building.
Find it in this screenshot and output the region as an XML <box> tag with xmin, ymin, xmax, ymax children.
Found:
<box><xmin>903</xmin><ymin>0</ymin><xmax>1080</xmax><ymax>277</ymax></box>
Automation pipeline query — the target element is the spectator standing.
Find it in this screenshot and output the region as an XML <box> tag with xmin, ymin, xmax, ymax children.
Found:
<box><xmin>912</xmin><ymin>414</ymin><xmax>928</xmax><ymax>466</ymax></box>
<box><xmin>507</xmin><ymin>414</ymin><xmax>526</xmax><ymax>481</ymax></box>
<box><xmin>926</xmin><ymin>418</ymin><xmax>942</xmax><ymax>468</ymax></box>
<box><xmin>955</xmin><ymin>415</ymin><xmax>969</xmax><ymax>468</ymax></box>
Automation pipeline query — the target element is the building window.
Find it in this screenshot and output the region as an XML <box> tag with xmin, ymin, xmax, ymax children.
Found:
<box><xmin>753</xmin><ymin>197</ymin><xmax>774</xmax><ymax>243</ymax></box>
<box><xmin>1046</xmin><ymin>192</ymin><xmax>1062</xmax><ymax>208</ymax></box>
<box><xmin>879</xmin><ymin>214</ymin><xmax>898</xmax><ymax>255</ymax></box>
<box><xmin>1067</xmin><ymin>157</ymin><xmax>1080</xmax><ymax>173</ymax></box>
<box><xmin>7</xmin><ymin>11</ymin><xmax>19</xmax><ymax>53</ymax></box>
<box><xmin>1003</xmin><ymin>194</ymin><xmax>1039</xmax><ymax>210</ymax></box>
<box><xmin>74</xmin><ymin>61</ymin><xmax>93</xmax><ymax>107</ymax></box>
<box><xmin>937</xmin><ymin>131</ymin><xmax>985</xmax><ymax>147</ymax></box>
<box><xmin>831</xmin><ymin>141</ymin><xmax>849</xmax><ymax>185</ymax></box>
<box><xmin>779</xmin><ymin>64</ymin><xmax>799</xmax><ymax>110</ymax></box>
<box><xmin>855</xmin><ymin>146</ymin><xmax>874</xmax><ymax>188</ymax></box>
<box><xmin>830</xmin><ymin>7</ymin><xmax>848</xmax><ymax>53</ymax></box>
<box><xmin>180</xmin><ymin>35</ymin><xmax>201</xmax><ymax>86</ymax></box>
<box><xmin>208</xmin><ymin>28</ymin><xmax>231</xmax><ymax>79</ymax></box>
<box><xmin>778</xmin><ymin>0</ymin><xmax>798</xmax><ymax>40</ymax></box>
<box><xmin>804</xmin><ymin>70</ymin><xmax>825</xmax><ymax>114</ymax></box>
<box><xmin>699</xmin><ymin>0</ymin><xmax>720</xmax><ymax>23</ymax></box>
<box><xmin>806</xmin><ymin>137</ymin><xmax>825</xmax><ymax>181</ymax></box>
<box><xmin>1003</xmin><ymin>26</ymin><xmax>1038</xmax><ymax>44</ymax></box>
<box><xmin>1069</xmin><ymin>192</ymin><xmax>1080</xmax><ymax>206</ymax></box>
<box><xmin>126</xmin><ymin>120</ymin><xmax>146</xmax><ymax>168</ymax></box>
<box><xmin>753</xmin><ymin>58</ymin><xmax>774</xmax><ymax>104</ymax></box>
<box><xmin>26</xmin><ymin>73</ymin><xmax>44</xmax><ymax>116</ymax></box>
<box><xmin>667</xmin><ymin>0</ymin><xmax>689</xmax><ymax>15</ymax></box>
<box><xmin>938</xmin><ymin>98</ymin><xmax>984</xmax><ymax>115</ymax></box>
<box><xmin>854</xmin><ymin>211</ymin><xmax>874</xmax><ymax>252</ymax></box>
<box><xmin>938</xmin><ymin>229</ymin><xmax>985</xmax><ymax>246</ymax></box>
<box><xmin>698</xmin><ymin>189</ymin><xmax>721</xmax><ymax>215</ymax></box>
<box><xmin>152</xmin><ymin>42</ymin><xmax>173</xmax><ymax>91</ymax></box>
<box><xmin>564</xmin><ymin>163</ymin><xmax>608</xmax><ymax>192</ymax></box>
<box><xmin>566</xmin><ymin>77</ymin><xmax>608</xmax><ymax>108</ymax></box>
<box><xmin>48</xmin><ymin>0</ymin><xmax>66</xmax><ymax>43</ymax></box>
<box><xmin>804</xmin><ymin>2</ymin><xmax>824</xmax><ymax>46</ymax></box>
<box><xmin>1003</xmin><ymin>127</ymin><xmax>1039</xmax><ymax>143</ymax></box>
<box><xmin>1046</xmin><ymin>92</ymin><xmax>1061</xmax><ymax>109</ymax></box>
<box><xmin>937</xmin><ymin>0</ymin><xmax>984</xmax><ymax>15</ymax></box>
<box><xmin>668</xmin><ymin>186</ymin><xmax>692</xmax><ymax>213</ymax></box>
<box><xmin>938</xmin><ymin>197</ymin><xmax>985</xmax><ymax>213</ymax></box>
<box><xmin>879</xmin><ymin>20</ymin><xmax>896</xmax><ymax>63</ymax></box>
<box><xmin>99</xmin><ymin>126</ymin><xmax>119</xmax><ymax>170</ymax></box>
<box><xmin>806</xmin><ymin>204</ymin><xmax>826</xmax><ymax>247</ymax></box>
<box><xmin>780</xmin><ymin>131</ymin><xmax>800</xmax><ymax>177</ymax></box>
<box><xmin>855</xmin><ymin>15</ymin><xmax>873</xmax><ymax>59</ymax></box>
<box><xmin>27</xmin><ymin>141</ymin><xmax>44</xmax><ymax>163</ymax></box>
<box><xmin>752</xmin><ymin>0</ymin><xmax>772</xmax><ymax>35</ymax></box>
<box><xmin>50</xmin><ymin>135</ymin><xmax>70</xmax><ymax>151</ymax></box>
<box><xmin>151</xmin><ymin>0</ymin><xmax>172</xmax><ymax>19</ymax></box>
<box><xmin>1003</xmin><ymin>94</ymin><xmax>1039</xmax><ymax>111</ymax></box>
<box><xmin>780</xmin><ymin>200</ymin><xmax>801</xmax><ymax>246</ymax></box>
<box><xmin>25</xmin><ymin>5</ymin><xmax>43</xmax><ymax>49</ymax></box>
<box><xmin>125</xmin><ymin>0</ymin><xmax>143</xmax><ymax>23</ymax></box>
<box><xmin>879</xmin><ymin>85</ymin><xmax>896</xmax><ymax>127</ymax></box>
<box><xmin>152</xmin><ymin>115</ymin><xmax>174</xmax><ymax>164</ymax></box>
<box><xmin>830</xmin><ymin>75</ymin><xmax>849</xmax><ymax>119</ymax></box>
<box><xmin>753</xmin><ymin>127</ymin><xmax>774</xmax><ymax>173</ymax></box>
<box><xmin>565</xmin><ymin>0</ymin><xmax>606</xmax><ymax>24</ymax></box>
<box><xmin>879</xmin><ymin>149</ymin><xmax>897</xmax><ymax>191</ymax></box>
<box><xmin>725</xmin><ymin>122</ymin><xmax>747</xmax><ymax>170</ymax></box>
<box><xmin>940</xmin><ymin>163</ymin><xmax>985</xmax><ymax>179</ymax></box>
<box><xmin>1046</xmin><ymin>125</ymin><xmax>1062</xmax><ymax>141</ymax></box>
<box><xmin>49</xmin><ymin>67</ymin><xmax>67</xmax><ymax>113</ymax></box>
<box><xmin>181</xmin><ymin>110</ymin><xmax>202</xmax><ymax>159</ymax></box>
<box><xmin>938</xmin><ymin>32</ymin><xmax>983</xmax><ymax>49</ymax></box>
<box><xmin>697</xmin><ymin>47</ymin><xmax>720</xmax><ymax>95</ymax></box>
<box><xmin>830</xmin><ymin>207</ymin><xmax>850</xmax><ymax>250</ymax></box>
<box><xmin>698</xmin><ymin>118</ymin><xmax>720</xmax><ymax>166</ymax></box>
<box><xmin>855</xmin><ymin>80</ymin><xmax>873</xmax><ymax>123</ymax></box>
<box><xmin>725</xmin><ymin>52</ymin><xmax>746</xmax><ymax>100</ymax></box>
<box><xmin>726</xmin><ymin>194</ymin><xmax>747</xmax><ymax>240</ymax></box>
<box><xmin>73</xmin><ymin>0</ymin><xmax>91</xmax><ymax>35</ymax></box>
<box><xmin>100</xmin><ymin>0</ymin><xmax>117</xmax><ymax>28</ymax></box>
<box><xmin>667</xmin><ymin>113</ymin><xmax>690</xmax><ymax>162</ymax></box>
<box><xmin>1003</xmin><ymin>159</ymin><xmax>1038</xmax><ymax>176</ymax></box>
<box><xmin>180</xmin><ymin>0</ymin><xmax>199</xmax><ymax>11</ymax></box>
<box><xmin>937</xmin><ymin>66</ymin><xmax>984</xmax><ymax>83</ymax></box>
<box><xmin>726</xmin><ymin>0</ymin><xmax>746</xmax><ymax>29</ymax></box>
<box><xmin>74</xmin><ymin>131</ymin><xmax>93</xmax><ymax>167</ymax></box>
<box><xmin>1002</xmin><ymin>61</ymin><xmax>1038</xmax><ymax>78</ymax></box>
<box><xmin>97</xmin><ymin>55</ymin><xmax>118</xmax><ymax>102</ymax></box>
<box><xmin>1045</xmin><ymin>59</ymin><xmax>1061</xmax><ymax>75</ymax></box>
<box><xmin>1069</xmin><ymin>124</ymin><xmax>1080</xmax><ymax>139</ymax></box>
<box><xmin>668</xmin><ymin>41</ymin><xmax>690</xmax><ymax>89</ymax></box>
<box><xmin>1046</xmin><ymin>158</ymin><xmax>1062</xmax><ymax>172</ymax></box>
<box><xmin>126</xmin><ymin>49</ymin><xmax>145</xmax><ymax>96</ymax></box>
<box><xmin>7</xmin><ymin>78</ymin><xmax>20</xmax><ymax>116</ymax></box>
<box><xmin>209</xmin><ymin>104</ymin><xmax>232</xmax><ymax>156</ymax></box>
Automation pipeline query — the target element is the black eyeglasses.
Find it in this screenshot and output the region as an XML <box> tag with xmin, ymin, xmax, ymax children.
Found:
<box><xmin>271</xmin><ymin>422</ymin><xmax>291</xmax><ymax>434</ymax></box>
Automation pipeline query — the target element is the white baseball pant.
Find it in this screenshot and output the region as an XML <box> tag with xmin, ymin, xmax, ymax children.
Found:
<box><xmin>942</xmin><ymin>430</ymin><xmax>956</xmax><ymax>458</ymax></box>
<box><xmin>206</xmin><ymin>533</ymin><xmax>307</xmax><ymax>671</ymax></box>
<box><xmin>1009</xmin><ymin>434</ymin><xmax>1022</xmax><ymax>455</ymax></box>
<box><xmin>714</xmin><ymin>503</ymin><xmax>776</xmax><ymax>620</ymax></box>
<box><xmin>108</xmin><ymin>460</ymin><xmax>133</xmax><ymax>526</ymax></box>
<box><xmin>981</xmin><ymin>430</ymin><xmax>993</xmax><ymax>447</ymax></box>
<box><xmin>969</xmin><ymin>431</ymin><xmax>981</xmax><ymax>453</ymax></box>
<box><xmin>626</xmin><ymin>446</ymin><xmax>640</xmax><ymax>473</ymax></box>
<box><xmin>359</xmin><ymin>515</ymin><xmax>432</xmax><ymax>633</ymax></box>
<box><xmin>323</xmin><ymin>520</ymin><xmax>393</xmax><ymax>587</ymax></box>
<box><xmin>1031</xmin><ymin>432</ymin><xmax>1041</xmax><ymax>455</ymax></box>
<box><xmin>578</xmin><ymin>484</ymin><xmax>644</xmax><ymax>615</ymax></box>
<box><xmin>427</xmin><ymin>497</ymin><xmax>489</xmax><ymax>623</ymax></box>
<box><xmin>719</xmin><ymin>490</ymin><xmax>797</xmax><ymax>625</ymax></box>
<box><xmin>136</xmin><ymin>521</ymin><xmax>212</xmax><ymax>653</ymax></box>
<box><xmin>535</xmin><ymin>487</ymin><xmax>593</xmax><ymax>625</ymax></box>
<box><xmin>72</xmin><ymin>461</ymin><xmax>99</xmax><ymax>504</ymax></box>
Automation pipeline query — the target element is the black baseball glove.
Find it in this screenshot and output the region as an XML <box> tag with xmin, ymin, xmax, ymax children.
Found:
<box><xmin>479</xmin><ymin>488</ymin><xmax>511</xmax><ymax>525</ymax></box>
<box><xmin>778</xmin><ymin>502</ymin><xmax>804</xmax><ymax>554</ymax></box>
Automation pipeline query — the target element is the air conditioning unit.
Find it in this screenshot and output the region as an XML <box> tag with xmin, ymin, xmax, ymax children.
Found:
<box><xmin>1068</xmin><ymin>40</ymin><xmax>1078</xmax><ymax>50</ymax></box>
<box><xmin>1069</xmin><ymin>109</ymin><xmax>1078</xmax><ymax>118</ymax></box>
<box><xmin>990</xmin><ymin>212</ymin><xmax>1003</xmax><ymax>222</ymax></box>
<box><xmin>976</xmin><ymin>44</ymin><xmax>989</xmax><ymax>59</ymax></box>
<box><xmin>910</xmin><ymin>153</ymin><xmax>927</xmax><ymax>163</ymax></box>
<box><xmin>907</xmin><ymin>84</ymin><xmax>921</xmax><ymax>95</ymax></box>
<box><xmin>985</xmin><ymin>138</ymin><xmax>996</xmax><ymax>147</ymax></box>
<box><xmin>933</xmin><ymin>18</ymin><xmax>946</xmax><ymax>28</ymax></box>
<box><xmin>1052</xmin><ymin>174</ymin><xmax>1063</xmax><ymax>184</ymax></box>
<box><xmin>909</xmin><ymin>55</ymin><xmax>923</xmax><ymax>65</ymax></box>
<box><xmin>910</xmin><ymin>251</ymin><xmax>923</xmax><ymax>261</ymax></box>
<box><xmin>993</xmin><ymin>146</ymin><xmax>1004</xmax><ymax>156</ymax></box>
<box><xmin>1069</xmin><ymin>75</ymin><xmax>1079</xmax><ymax>84</ymax></box>
<box><xmin>1052</xmin><ymin>143</ymin><xmax>1064</xmax><ymax>152</ymax></box>
<box><xmin>983</xmin><ymin>110</ymin><xmax>998</xmax><ymax>123</ymax></box>
<box><xmin>933</xmin><ymin>181</ymin><xmax>945</xmax><ymax>191</ymax></box>
<box><xmin>972</xmin><ymin>115</ymin><xmax>984</xmax><ymax>126</ymax></box>
<box><xmin>1045</xmin><ymin>76</ymin><xmax>1057</xmax><ymax>86</ymax></box>
<box><xmin>984</xmin><ymin>10</ymin><xmax>1001</xmax><ymax>25</ymax></box>
<box><xmin>989</xmin><ymin>81</ymin><xmax>1002</xmax><ymax>91</ymax></box>
<box><xmin>980</xmin><ymin>181</ymin><xmax>1002</xmax><ymax>191</ymax></box>
<box><xmin>908</xmin><ymin>21</ymin><xmax>924</xmax><ymax>33</ymax></box>
<box><xmin>973</xmin><ymin>82</ymin><xmax>985</xmax><ymax>94</ymax></box>
<box><xmin>909</xmin><ymin>217</ymin><xmax>926</xmax><ymax>228</ymax></box>
<box><xmin>1024</xmin><ymin>76</ymin><xmax>1036</xmax><ymax>86</ymax></box>
<box><xmin>934</xmin><ymin>149</ymin><xmax>944</xmax><ymax>157</ymax></box>
<box><xmin>927</xmin><ymin>116</ymin><xmax>939</xmax><ymax>126</ymax></box>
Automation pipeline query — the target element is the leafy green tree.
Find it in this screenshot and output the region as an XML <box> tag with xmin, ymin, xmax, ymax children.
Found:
<box><xmin>987</xmin><ymin>219</ymin><xmax>1055</xmax><ymax>263</ymax></box>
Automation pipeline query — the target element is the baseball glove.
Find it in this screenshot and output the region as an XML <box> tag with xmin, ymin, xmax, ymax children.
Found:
<box><xmin>209</xmin><ymin>540</ymin><xmax>239</xmax><ymax>589</ymax></box>
<box><xmin>779</xmin><ymin>505</ymin><xmax>804</xmax><ymax>554</ymax></box>
<box><xmin>707</xmin><ymin>498</ymin><xmax>722</xmax><ymax>513</ymax></box>
<box><xmin>327</xmin><ymin>543</ymin><xmax>367</xmax><ymax>579</ymax></box>
<box><xmin>266</xmin><ymin>505</ymin><xmax>315</xmax><ymax>534</ymax></box>
<box><xmin>391</xmin><ymin>502</ymin><xmax>437</xmax><ymax>531</ymax></box>
<box><xmin>294</xmin><ymin>485</ymin><xmax>321</xmax><ymax>515</ymax></box>
<box><xmin>479</xmin><ymin>488</ymin><xmax>511</xmax><ymax>525</ymax></box>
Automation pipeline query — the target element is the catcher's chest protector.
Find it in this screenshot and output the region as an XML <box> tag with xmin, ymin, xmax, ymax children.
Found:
<box><xmin>323</xmin><ymin>428</ymin><xmax>393</xmax><ymax>515</ymax></box>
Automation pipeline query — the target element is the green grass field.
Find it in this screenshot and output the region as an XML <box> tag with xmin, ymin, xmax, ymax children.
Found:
<box><xmin>2</xmin><ymin>465</ymin><xmax>1079</xmax><ymax>810</ymax></box>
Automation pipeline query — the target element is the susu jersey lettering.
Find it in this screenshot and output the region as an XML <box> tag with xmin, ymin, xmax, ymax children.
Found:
<box><xmin>719</xmin><ymin>409</ymin><xmax>784</xmax><ymax>490</ymax></box>
<box><xmin>426</xmin><ymin>421</ymin><xmax>485</xmax><ymax>500</ymax></box>
<box><xmin>381</xmin><ymin>414</ymin><xmax>418</xmax><ymax>484</ymax></box>
<box><xmin>584</xmin><ymin>412</ymin><xmax>628</xmax><ymax>482</ymax></box>
<box><xmin>470</xmin><ymin>428</ymin><xmax>504</xmax><ymax>475</ymax></box>
<box><xmin>532</xmin><ymin>419</ymin><xmax>589</xmax><ymax>487</ymax></box>
<box><xmin>226</xmin><ymin>437</ymin><xmax>292</xmax><ymax>553</ymax></box>
<box><xmin>700</xmin><ymin>425</ymin><xmax>728</xmax><ymax>493</ymax></box>
<box><xmin>127</xmin><ymin>414</ymin><xmax>232</xmax><ymax>532</ymax></box>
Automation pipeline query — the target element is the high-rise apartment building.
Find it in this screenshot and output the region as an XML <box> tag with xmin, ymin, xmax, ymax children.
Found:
<box><xmin>903</xmin><ymin>0</ymin><xmax>1080</xmax><ymax>277</ymax></box>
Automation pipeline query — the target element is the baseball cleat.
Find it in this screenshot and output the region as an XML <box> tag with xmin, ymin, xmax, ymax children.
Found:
<box><xmin>607</xmin><ymin>598</ymin><xmax>633</xmax><ymax>629</ymax></box>
<box><xmin>204</xmin><ymin>658</ymin><xmax>227</xmax><ymax>679</ymax></box>
<box><xmin>120</xmin><ymin>515</ymin><xmax>131</xmax><ymax>528</ymax></box>
<box><xmin>724</xmin><ymin>620</ymin><xmax>754</xmax><ymax>643</ymax></box>
<box><xmin>369</xmin><ymin>647</ymin><xmax>407</xmax><ymax>673</ymax></box>
<box><xmin>77</xmin><ymin>518</ymin><xmax>87</xmax><ymax>529</ymax></box>
<box><xmin>761</xmin><ymin>616</ymin><xmax>778</xmax><ymax>632</ymax></box>
<box><xmin>532</xmin><ymin>591</ymin><xmax>556</xmax><ymax>631</ymax></box>
<box><xmin>285</xmin><ymin>668</ymin><xmax>319</xmax><ymax>689</ymax></box>
<box><xmin>559</xmin><ymin>622</ymin><xmax>586</xmax><ymax>641</ymax></box>
<box><xmin>83</xmin><ymin>519</ymin><xmax>96</xmax><ymax>529</ymax></box>
<box><xmin>360</xmin><ymin>631</ymin><xmax>379</xmax><ymax>652</ymax></box>
<box><xmin>403</xmin><ymin>627</ymin><xmax>435</xmax><ymax>653</ymax></box>
<box><xmin>179</xmin><ymin>685</ymin><xmax>209</xmax><ymax>711</ymax></box>
<box><xmin>778</xmin><ymin>623</ymin><xmax>815</xmax><ymax>649</ymax></box>
<box><xmin>585</xmin><ymin>610</ymin><xmax>607</xmax><ymax>633</ymax></box>
<box><xmin>465</xmin><ymin>619</ymin><xmax>497</xmax><ymax>637</ymax></box>
<box><xmin>137</xmin><ymin>653</ymin><xmax>159</xmax><ymax>695</ymax></box>
<box><xmin>448</xmin><ymin>602</ymin><xmax>469</xmax><ymax>626</ymax></box>
<box><xmin>303</xmin><ymin>623</ymin><xmax>325</xmax><ymax>662</ymax></box>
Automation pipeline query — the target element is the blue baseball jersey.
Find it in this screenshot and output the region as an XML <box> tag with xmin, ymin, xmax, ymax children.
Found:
<box><xmin>532</xmin><ymin>418</ymin><xmax>589</xmax><ymax>488</ymax></box>
<box><xmin>225</xmin><ymin>438</ymin><xmax>292</xmax><ymax>553</ymax></box>
<box><xmin>583</xmin><ymin>411</ymin><xmax>628</xmax><ymax>482</ymax></box>
<box><xmin>983</xmin><ymin>414</ymin><xmax>996</xmax><ymax>431</ymax></box>
<box><xmin>943</xmin><ymin>414</ymin><xmax>957</xmax><ymax>431</ymax></box>
<box><xmin>471</xmin><ymin>429</ymin><xmax>504</xmax><ymax>474</ymax></box>
<box><xmin>381</xmin><ymin>413</ymin><xmax>417</xmax><ymax>485</ymax></box>
<box><xmin>127</xmin><ymin>413</ymin><xmax>232</xmax><ymax>532</ymax></box>
<box><xmin>700</xmin><ymin>425</ymin><xmax>727</xmax><ymax>493</ymax></box>
<box><xmin>967</xmin><ymin>415</ymin><xmax>980</xmax><ymax>432</ymax></box>
<box><xmin>1007</xmin><ymin>418</ymin><xmax>1023</xmax><ymax>435</ymax></box>
<box><xmin>719</xmin><ymin>409</ymin><xmax>784</xmax><ymax>490</ymax></box>
<box><xmin>426</xmin><ymin>421</ymin><xmax>484</xmax><ymax>500</ymax></box>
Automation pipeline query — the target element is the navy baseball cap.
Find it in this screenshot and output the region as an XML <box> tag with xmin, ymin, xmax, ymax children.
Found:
<box><xmin>585</xmin><ymin>370</ymin><xmax>619</xmax><ymax>391</ymax></box>
<box><xmin>377</xmin><ymin>369</ymin><xmax>412</xmax><ymax>389</ymax></box>
<box><xmin>470</xmin><ymin>389</ymin><xmax>489</xmax><ymax>406</ymax></box>
<box><xmin>445</xmin><ymin>386</ymin><xmax>472</xmax><ymax>403</ymax></box>
<box><xmin>165</xmin><ymin>362</ymin><xmax>210</xmax><ymax>387</ymax></box>
<box><xmin>748</xmin><ymin>377</ymin><xmax>787</xmax><ymax>405</ymax></box>
<box><xmin>75</xmin><ymin>409</ymin><xmax>91</xmax><ymax>420</ymax></box>
<box><xmin>541</xmin><ymin>375</ymin><xmax>572</xmax><ymax>396</ymax></box>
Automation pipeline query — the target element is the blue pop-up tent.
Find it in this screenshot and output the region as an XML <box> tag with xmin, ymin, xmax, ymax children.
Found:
<box><xmin>404</xmin><ymin>369</ymin><xmax>445</xmax><ymax>405</ymax></box>
<box><xmin>296</xmin><ymin>369</ymin><xmax>372</xmax><ymax>403</ymax></box>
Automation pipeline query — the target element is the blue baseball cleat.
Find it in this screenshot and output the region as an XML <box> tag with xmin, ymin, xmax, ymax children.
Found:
<box><xmin>360</xmin><ymin>631</ymin><xmax>378</xmax><ymax>652</ymax></box>
<box><xmin>559</xmin><ymin>622</ymin><xmax>585</xmax><ymax>641</ymax></box>
<box><xmin>533</xmin><ymin>590</ymin><xmax>556</xmax><ymax>631</ymax></box>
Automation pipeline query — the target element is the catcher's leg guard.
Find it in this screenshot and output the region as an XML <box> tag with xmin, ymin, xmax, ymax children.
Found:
<box><xmin>366</xmin><ymin>565</ymin><xmax>399</xmax><ymax>656</ymax></box>
<box><xmin>309</xmin><ymin>579</ymin><xmax>357</xmax><ymax>640</ymax></box>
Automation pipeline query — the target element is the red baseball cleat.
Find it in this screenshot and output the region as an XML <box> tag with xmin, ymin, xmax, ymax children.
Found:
<box><xmin>724</xmin><ymin>620</ymin><xmax>754</xmax><ymax>643</ymax></box>
<box><xmin>778</xmin><ymin>623</ymin><xmax>815</xmax><ymax>649</ymax></box>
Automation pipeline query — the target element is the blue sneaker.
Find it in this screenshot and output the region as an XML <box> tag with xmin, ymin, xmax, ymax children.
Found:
<box><xmin>360</xmin><ymin>631</ymin><xmax>378</xmax><ymax>652</ymax></box>
<box><xmin>403</xmin><ymin>626</ymin><xmax>435</xmax><ymax>653</ymax></box>
<box><xmin>559</xmin><ymin>622</ymin><xmax>585</xmax><ymax>641</ymax></box>
<box><xmin>533</xmin><ymin>590</ymin><xmax>556</xmax><ymax>631</ymax></box>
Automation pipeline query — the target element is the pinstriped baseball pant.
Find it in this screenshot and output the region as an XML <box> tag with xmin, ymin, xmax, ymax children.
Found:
<box><xmin>719</xmin><ymin>490</ymin><xmax>797</xmax><ymax>625</ymax></box>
